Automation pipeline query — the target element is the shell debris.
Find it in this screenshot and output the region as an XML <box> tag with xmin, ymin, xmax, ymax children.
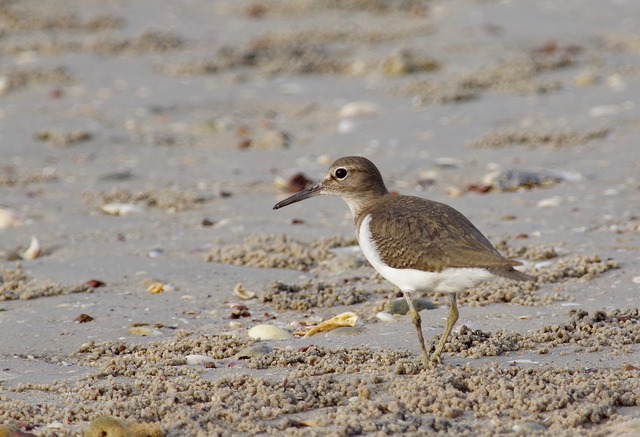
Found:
<box><xmin>101</xmin><ymin>202</ymin><xmax>145</xmax><ymax>216</ymax></box>
<box><xmin>21</xmin><ymin>236</ymin><xmax>42</xmax><ymax>260</ymax></box>
<box><xmin>147</xmin><ymin>282</ymin><xmax>173</xmax><ymax>294</ymax></box>
<box><xmin>233</xmin><ymin>283</ymin><xmax>256</xmax><ymax>300</ymax></box>
<box><xmin>300</xmin><ymin>311</ymin><xmax>359</xmax><ymax>337</ymax></box>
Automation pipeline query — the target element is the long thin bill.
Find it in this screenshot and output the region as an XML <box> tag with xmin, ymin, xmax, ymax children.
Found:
<box><xmin>273</xmin><ymin>183</ymin><xmax>323</xmax><ymax>209</ymax></box>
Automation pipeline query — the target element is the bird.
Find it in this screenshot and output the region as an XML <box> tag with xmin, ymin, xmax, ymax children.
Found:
<box><xmin>273</xmin><ymin>156</ymin><xmax>535</xmax><ymax>367</ymax></box>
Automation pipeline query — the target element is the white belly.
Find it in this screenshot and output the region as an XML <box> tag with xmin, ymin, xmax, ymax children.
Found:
<box><xmin>358</xmin><ymin>214</ymin><xmax>495</xmax><ymax>293</ymax></box>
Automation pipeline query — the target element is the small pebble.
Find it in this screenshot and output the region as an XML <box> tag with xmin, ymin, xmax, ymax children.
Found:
<box><xmin>148</xmin><ymin>248</ymin><xmax>163</xmax><ymax>258</ymax></box>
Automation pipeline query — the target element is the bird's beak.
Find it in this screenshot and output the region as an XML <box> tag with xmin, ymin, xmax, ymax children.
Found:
<box><xmin>273</xmin><ymin>183</ymin><xmax>323</xmax><ymax>209</ymax></box>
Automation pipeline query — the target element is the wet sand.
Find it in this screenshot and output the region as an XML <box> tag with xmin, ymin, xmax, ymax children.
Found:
<box><xmin>1</xmin><ymin>1</ymin><xmax>639</xmax><ymax>435</ymax></box>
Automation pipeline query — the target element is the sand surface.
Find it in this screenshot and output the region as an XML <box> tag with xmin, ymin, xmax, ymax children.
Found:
<box><xmin>1</xmin><ymin>1</ymin><xmax>639</xmax><ymax>436</ymax></box>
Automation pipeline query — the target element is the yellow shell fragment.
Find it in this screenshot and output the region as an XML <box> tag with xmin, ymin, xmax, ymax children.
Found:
<box><xmin>84</xmin><ymin>416</ymin><xmax>164</xmax><ymax>437</ymax></box>
<box><xmin>147</xmin><ymin>282</ymin><xmax>166</xmax><ymax>294</ymax></box>
<box><xmin>302</xmin><ymin>311</ymin><xmax>358</xmax><ymax>337</ymax></box>
<box><xmin>21</xmin><ymin>236</ymin><xmax>42</xmax><ymax>260</ymax></box>
<box><xmin>233</xmin><ymin>283</ymin><xmax>256</xmax><ymax>300</ymax></box>
<box><xmin>128</xmin><ymin>326</ymin><xmax>162</xmax><ymax>336</ymax></box>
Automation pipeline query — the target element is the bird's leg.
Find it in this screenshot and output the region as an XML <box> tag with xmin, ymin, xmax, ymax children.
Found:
<box><xmin>431</xmin><ymin>293</ymin><xmax>459</xmax><ymax>364</ymax></box>
<box><xmin>402</xmin><ymin>290</ymin><xmax>430</xmax><ymax>367</ymax></box>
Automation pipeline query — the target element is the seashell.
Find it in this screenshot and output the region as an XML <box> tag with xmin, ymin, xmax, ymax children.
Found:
<box><xmin>128</xmin><ymin>326</ymin><xmax>162</xmax><ymax>336</ymax></box>
<box><xmin>233</xmin><ymin>283</ymin><xmax>256</xmax><ymax>300</ymax></box>
<box><xmin>148</xmin><ymin>248</ymin><xmax>163</xmax><ymax>258</ymax></box>
<box><xmin>302</xmin><ymin>311</ymin><xmax>358</xmax><ymax>337</ymax></box>
<box><xmin>536</xmin><ymin>196</ymin><xmax>563</xmax><ymax>208</ymax></box>
<box><xmin>101</xmin><ymin>202</ymin><xmax>144</xmax><ymax>216</ymax></box>
<box><xmin>247</xmin><ymin>324</ymin><xmax>292</xmax><ymax>341</ymax></box>
<box><xmin>84</xmin><ymin>417</ymin><xmax>125</xmax><ymax>437</ymax></box>
<box><xmin>21</xmin><ymin>236</ymin><xmax>42</xmax><ymax>260</ymax></box>
<box><xmin>338</xmin><ymin>101</ymin><xmax>380</xmax><ymax>118</ymax></box>
<box><xmin>0</xmin><ymin>207</ymin><xmax>20</xmax><ymax>228</ymax></box>
<box><xmin>376</xmin><ymin>312</ymin><xmax>396</xmax><ymax>323</ymax></box>
<box><xmin>147</xmin><ymin>282</ymin><xmax>172</xmax><ymax>294</ymax></box>
<box><xmin>632</xmin><ymin>276</ymin><xmax>640</xmax><ymax>285</ymax></box>
<box><xmin>185</xmin><ymin>354</ymin><xmax>216</xmax><ymax>366</ymax></box>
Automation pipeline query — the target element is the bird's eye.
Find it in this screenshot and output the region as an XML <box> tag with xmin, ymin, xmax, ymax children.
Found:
<box><xmin>335</xmin><ymin>168</ymin><xmax>348</xmax><ymax>180</ymax></box>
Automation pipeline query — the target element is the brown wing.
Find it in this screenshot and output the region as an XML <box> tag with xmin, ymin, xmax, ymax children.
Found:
<box><xmin>365</xmin><ymin>196</ymin><xmax>520</xmax><ymax>272</ymax></box>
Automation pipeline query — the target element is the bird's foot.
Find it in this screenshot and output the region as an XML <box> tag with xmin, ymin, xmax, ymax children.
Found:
<box><xmin>420</xmin><ymin>351</ymin><xmax>440</xmax><ymax>370</ymax></box>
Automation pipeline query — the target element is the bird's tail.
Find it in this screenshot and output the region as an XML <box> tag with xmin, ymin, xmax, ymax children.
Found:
<box><xmin>489</xmin><ymin>267</ymin><xmax>536</xmax><ymax>282</ymax></box>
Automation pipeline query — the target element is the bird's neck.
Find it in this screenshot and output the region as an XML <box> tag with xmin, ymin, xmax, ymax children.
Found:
<box><xmin>343</xmin><ymin>191</ymin><xmax>390</xmax><ymax>225</ymax></box>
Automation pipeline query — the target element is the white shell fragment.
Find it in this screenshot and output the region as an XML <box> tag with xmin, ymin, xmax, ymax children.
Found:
<box><xmin>101</xmin><ymin>202</ymin><xmax>145</xmax><ymax>216</ymax></box>
<box><xmin>233</xmin><ymin>283</ymin><xmax>256</xmax><ymax>300</ymax></box>
<box><xmin>0</xmin><ymin>207</ymin><xmax>20</xmax><ymax>228</ymax></box>
<box><xmin>21</xmin><ymin>236</ymin><xmax>42</xmax><ymax>260</ymax></box>
<box><xmin>338</xmin><ymin>101</ymin><xmax>380</xmax><ymax>118</ymax></box>
<box><xmin>247</xmin><ymin>324</ymin><xmax>292</xmax><ymax>341</ymax></box>
<box><xmin>186</xmin><ymin>354</ymin><xmax>216</xmax><ymax>366</ymax></box>
<box><xmin>376</xmin><ymin>312</ymin><xmax>396</xmax><ymax>323</ymax></box>
<box><xmin>536</xmin><ymin>196</ymin><xmax>563</xmax><ymax>208</ymax></box>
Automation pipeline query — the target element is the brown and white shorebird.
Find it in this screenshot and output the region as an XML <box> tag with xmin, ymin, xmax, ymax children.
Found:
<box><xmin>273</xmin><ymin>156</ymin><xmax>535</xmax><ymax>367</ymax></box>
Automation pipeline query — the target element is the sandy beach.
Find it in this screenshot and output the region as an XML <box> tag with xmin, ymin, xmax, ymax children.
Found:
<box><xmin>1</xmin><ymin>1</ymin><xmax>639</xmax><ymax>435</ymax></box>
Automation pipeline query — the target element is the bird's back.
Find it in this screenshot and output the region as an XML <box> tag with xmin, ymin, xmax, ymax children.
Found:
<box><xmin>358</xmin><ymin>195</ymin><xmax>531</xmax><ymax>279</ymax></box>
